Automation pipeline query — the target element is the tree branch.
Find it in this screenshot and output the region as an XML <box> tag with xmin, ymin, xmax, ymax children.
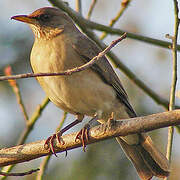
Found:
<box><xmin>4</xmin><ymin>66</ymin><xmax>29</xmax><ymax>122</ymax></box>
<box><xmin>0</xmin><ymin>110</ymin><xmax>180</xmax><ymax>167</ymax></box>
<box><xmin>0</xmin><ymin>34</ymin><xmax>126</xmax><ymax>81</ymax></box>
<box><xmin>48</xmin><ymin>0</ymin><xmax>180</xmax><ymax>51</ymax></box>
<box><xmin>0</xmin><ymin>168</ymin><xmax>39</xmax><ymax>177</ymax></box>
<box><xmin>86</xmin><ymin>0</ymin><xmax>97</xmax><ymax>20</ymax></box>
<box><xmin>165</xmin><ymin>1</ymin><xmax>179</xmax><ymax>178</ymax></box>
<box><xmin>75</xmin><ymin>0</ymin><xmax>82</xmax><ymax>15</ymax></box>
<box><xmin>100</xmin><ymin>0</ymin><xmax>131</xmax><ymax>40</ymax></box>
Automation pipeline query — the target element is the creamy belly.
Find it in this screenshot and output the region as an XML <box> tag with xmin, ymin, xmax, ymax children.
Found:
<box><xmin>30</xmin><ymin>38</ymin><xmax>117</xmax><ymax>117</ymax></box>
<box><xmin>39</xmin><ymin>70</ymin><xmax>117</xmax><ymax>116</ymax></box>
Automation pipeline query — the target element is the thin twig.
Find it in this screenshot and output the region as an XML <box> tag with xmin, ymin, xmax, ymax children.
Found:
<box><xmin>100</xmin><ymin>0</ymin><xmax>131</xmax><ymax>40</ymax></box>
<box><xmin>0</xmin><ymin>168</ymin><xmax>39</xmax><ymax>177</ymax></box>
<box><xmin>0</xmin><ymin>110</ymin><xmax>180</xmax><ymax>167</ymax></box>
<box><xmin>165</xmin><ymin>1</ymin><xmax>179</xmax><ymax>179</ymax></box>
<box><xmin>36</xmin><ymin>112</ymin><xmax>67</xmax><ymax>180</ymax></box>
<box><xmin>4</xmin><ymin>66</ymin><xmax>28</xmax><ymax>121</ymax></box>
<box><xmin>0</xmin><ymin>34</ymin><xmax>127</xmax><ymax>81</ymax></box>
<box><xmin>86</xmin><ymin>0</ymin><xmax>97</xmax><ymax>20</ymax></box>
<box><xmin>75</xmin><ymin>0</ymin><xmax>82</xmax><ymax>15</ymax></box>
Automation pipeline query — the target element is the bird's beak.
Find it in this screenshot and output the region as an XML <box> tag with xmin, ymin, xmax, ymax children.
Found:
<box><xmin>11</xmin><ymin>15</ymin><xmax>37</xmax><ymax>25</ymax></box>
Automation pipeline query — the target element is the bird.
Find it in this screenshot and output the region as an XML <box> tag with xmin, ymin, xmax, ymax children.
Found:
<box><xmin>11</xmin><ymin>7</ymin><xmax>169</xmax><ymax>180</ymax></box>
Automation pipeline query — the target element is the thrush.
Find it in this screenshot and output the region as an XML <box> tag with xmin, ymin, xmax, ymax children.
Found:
<box><xmin>12</xmin><ymin>7</ymin><xmax>169</xmax><ymax>180</ymax></box>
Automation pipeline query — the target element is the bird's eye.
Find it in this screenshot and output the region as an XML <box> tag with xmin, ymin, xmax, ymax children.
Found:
<box><xmin>39</xmin><ymin>14</ymin><xmax>51</xmax><ymax>21</ymax></box>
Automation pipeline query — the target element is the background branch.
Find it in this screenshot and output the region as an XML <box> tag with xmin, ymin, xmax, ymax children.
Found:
<box><xmin>0</xmin><ymin>110</ymin><xmax>180</xmax><ymax>167</ymax></box>
<box><xmin>17</xmin><ymin>97</ymin><xmax>49</xmax><ymax>145</ymax></box>
<box><xmin>100</xmin><ymin>0</ymin><xmax>131</xmax><ymax>40</ymax></box>
<box><xmin>165</xmin><ymin>1</ymin><xmax>179</xmax><ymax>179</ymax></box>
<box><xmin>4</xmin><ymin>66</ymin><xmax>28</xmax><ymax>122</ymax></box>
<box><xmin>48</xmin><ymin>0</ymin><xmax>180</xmax><ymax>51</ymax></box>
<box><xmin>86</xmin><ymin>0</ymin><xmax>97</xmax><ymax>20</ymax></box>
<box><xmin>75</xmin><ymin>0</ymin><xmax>82</xmax><ymax>15</ymax></box>
<box><xmin>0</xmin><ymin>168</ymin><xmax>39</xmax><ymax>177</ymax></box>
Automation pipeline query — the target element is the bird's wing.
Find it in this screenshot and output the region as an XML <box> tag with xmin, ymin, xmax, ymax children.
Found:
<box><xmin>71</xmin><ymin>34</ymin><xmax>136</xmax><ymax>117</ymax></box>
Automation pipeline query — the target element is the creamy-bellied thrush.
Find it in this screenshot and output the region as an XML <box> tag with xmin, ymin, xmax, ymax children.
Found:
<box><xmin>11</xmin><ymin>7</ymin><xmax>169</xmax><ymax>180</ymax></box>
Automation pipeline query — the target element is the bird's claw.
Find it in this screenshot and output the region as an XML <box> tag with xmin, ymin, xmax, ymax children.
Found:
<box><xmin>75</xmin><ymin>124</ymin><xmax>90</xmax><ymax>152</ymax></box>
<box><xmin>44</xmin><ymin>131</ymin><xmax>66</xmax><ymax>157</ymax></box>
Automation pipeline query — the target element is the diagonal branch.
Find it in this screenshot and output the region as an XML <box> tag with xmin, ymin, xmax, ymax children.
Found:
<box><xmin>0</xmin><ymin>34</ymin><xmax>126</xmax><ymax>81</ymax></box>
<box><xmin>4</xmin><ymin>66</ymin><xmax>29</xmax><ymax>122</ymax></box>
<box><xmin>48</xmin><ymin>0</ymin><xmax>180</xmax><ymax>51</ymax></box>
<box><xmin>0</xmin><ymin>110</ymin><xmax>180</xmax><ymax>167</ymax></box>
<box><xmin>100</xmin><ymin>0</ymin><xmax>131</xmax><ymax>40</ymax></box>
<box><xmin>86</xmin><ymin>0</ymin><xmax>97</xmax><ymax>19</ymax></box>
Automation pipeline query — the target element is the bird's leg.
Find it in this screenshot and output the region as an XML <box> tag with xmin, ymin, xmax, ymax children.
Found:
<box><xmin>75</xmin><ymin>114</ymin><xmax>99</xmax><ymax>152</ymax></box>
<box><xmin>44</xmin><ymin>114</ymin><xmax>84</xmax><ymax>156</ymax></box>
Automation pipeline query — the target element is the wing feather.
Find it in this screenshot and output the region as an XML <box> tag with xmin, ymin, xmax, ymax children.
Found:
<box><xmin>72</xmin><ymin>34</ymin><xmax>136</xmax><ymax>117</ymax></box>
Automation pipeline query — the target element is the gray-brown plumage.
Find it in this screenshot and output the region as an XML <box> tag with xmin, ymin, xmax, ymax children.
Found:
<box><xmin>12</xmin><ymin>7</ymin><xmax>169</xmax><ymax>180</ymax></box>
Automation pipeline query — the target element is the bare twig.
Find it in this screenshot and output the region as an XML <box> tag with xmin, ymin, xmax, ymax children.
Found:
<box><xmin>36</xmin><ymin>112</ymin><xmax>67</xmax><ymax>180</ymax></box>
<box><xmin>75</xmin><ymin>0</ymin><xmax>82</xmax><ymax>15</ymax></box>
<box><xmin>165</xmin><ymin>1</ymin><xmax>179</xmax><ymax>179</ymax></box>
<box><xmin>86</xmin><ymin>0</ymin><xmax>97</xmax><ymax>19</ymax></box>
<box><xmin>4</xmin><ymin>66</ymin><xmax>28</xmax><ymax>121</ymax></box>
<box><xmin>0</xmin><ymin>168</ymin><xmax>39</xmax><ymax>177</ymax></box>
<box><xmin>0</xmin><ymin>110</ymin><xmax>180</xmax><ymax>167</ymax></box>
<box><xmin>100</xmin><ymin>0</ymin><xmax>131</xmax><ymax>40</ymax></box>
<box><xmin>0</xmin><ymin>34</ymin><xmax>126</xmax><ymax>81</ymax></box>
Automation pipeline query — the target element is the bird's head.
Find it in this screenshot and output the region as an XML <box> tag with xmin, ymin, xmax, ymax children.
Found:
<box><xmin>11</xmin><ymin>7</ymin><xmax>74</xmax><ymax>40</ymax></box>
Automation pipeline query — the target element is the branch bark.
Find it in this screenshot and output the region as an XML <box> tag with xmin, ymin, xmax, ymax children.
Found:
<box><xmin>0</xmin><ymin>110</ymin><xmax>180</xmax><ymax>167</ymax></box>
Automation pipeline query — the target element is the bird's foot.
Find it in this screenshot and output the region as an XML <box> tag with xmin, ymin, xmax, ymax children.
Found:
<box><xmin>44</xmin><ymin>131</ymin><xmax>66</xmax><ymax>157</ymax></box>
<box><xmin>75</xmin><ymin>123</ymin><xmax>90</xmax><ymax>152</ymax></box>
<box><xmin>44</xmin><ymin>116</ymin><xmax>84</xmax><ymax>157</ymax></box>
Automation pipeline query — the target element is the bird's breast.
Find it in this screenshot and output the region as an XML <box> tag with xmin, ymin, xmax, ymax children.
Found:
<box><xmin>30</xmin><ymin>38</ymin><xmax>117</xmax><ymax>117</ymax></box>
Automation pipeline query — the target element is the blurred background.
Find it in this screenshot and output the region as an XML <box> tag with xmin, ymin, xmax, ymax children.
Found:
<box><xmin>0</xmin><ymin>0</ymin><xmax>180</xmax><ymax>179</ymax></box>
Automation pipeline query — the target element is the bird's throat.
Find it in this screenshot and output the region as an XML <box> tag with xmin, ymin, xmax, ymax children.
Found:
<box><xmin>30</xmin><ymin>24</ymin><xmax>64</xmax><ymax>40</ymax></box>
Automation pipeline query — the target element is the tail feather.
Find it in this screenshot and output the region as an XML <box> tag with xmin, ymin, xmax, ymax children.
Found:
<box><xmin>116</xmin><ymin>134</ymin><xmax>170</xmax><ymax>180</ymax></box>
<box><xmin>116</xmin><ymin>137</ymin><xmax>153</xmax><ymax>180</ymax></box>
<box><xmin>139</xmin><ymin>133</ymin><xmax>169</xmax><ymax>175</ymax></box>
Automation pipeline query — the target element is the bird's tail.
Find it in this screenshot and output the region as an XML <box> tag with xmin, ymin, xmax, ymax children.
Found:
<box><xmin>116</xmin><ymin>134</ymin><xmax>170</xmax><ymax>180</ymax></box>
